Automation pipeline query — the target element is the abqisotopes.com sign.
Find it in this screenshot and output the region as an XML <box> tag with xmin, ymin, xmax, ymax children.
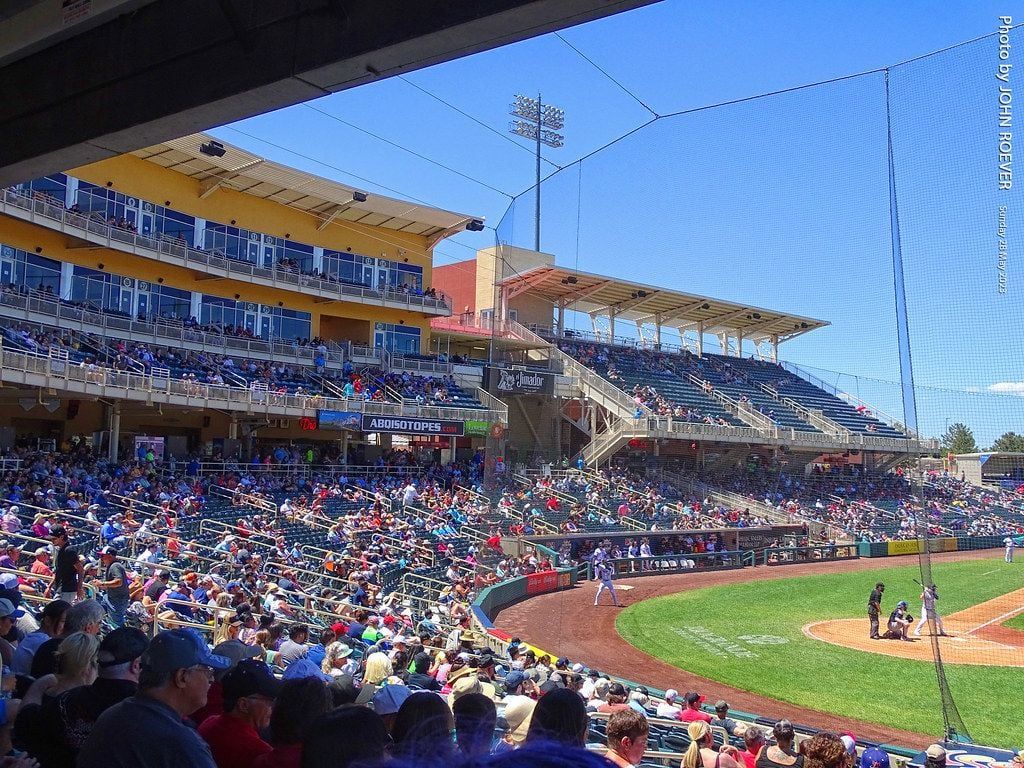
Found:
<box><xmin>361</xmin><ymin>415</ymin><xmax>465</xmax><ymax>436</ymax></box>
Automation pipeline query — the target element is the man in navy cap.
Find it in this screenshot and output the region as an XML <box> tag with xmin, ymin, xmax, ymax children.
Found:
<box><xmin>198</xmin><ymin>659</ymin><xmax>282</xmax><ymax>768</ymax></box>
<box><xmin>77</xmin><ymin>629</ymin><xmax>230</xmax><ymax>768</ymax></box>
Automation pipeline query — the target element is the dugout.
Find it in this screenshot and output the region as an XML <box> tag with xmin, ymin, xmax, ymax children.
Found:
<box><xmin>524</xmin><ymin>524</ymin><xmax>809</xmax><ymax>563</ymax></box>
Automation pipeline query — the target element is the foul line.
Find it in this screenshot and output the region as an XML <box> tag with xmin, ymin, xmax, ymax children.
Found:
<box><xmin>965</xmin><ymin>604</ymin><xmax>1024</xmax><ymax>635</ymax></box>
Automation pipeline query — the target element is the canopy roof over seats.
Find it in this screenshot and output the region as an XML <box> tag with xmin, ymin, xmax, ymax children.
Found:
<box><xmin>499</xmin><ymin>264</ymin><xmax>828</xmax><ymax>343</ymax></box>
<box><xmin>132</xmin><ymin>133</ymin><xmax>480</xmax><ymax>242</ymax></box>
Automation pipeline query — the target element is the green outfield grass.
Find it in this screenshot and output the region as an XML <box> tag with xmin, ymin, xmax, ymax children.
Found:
<box><xmin>616</xmin><ymin>557</ymin><xmax>1024</xmax><ymax>748</ymax></box>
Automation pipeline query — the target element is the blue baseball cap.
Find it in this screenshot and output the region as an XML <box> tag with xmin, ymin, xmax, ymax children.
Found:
<box><xmin>861</xmin><ymin>748</ymin><xmax>891</xmax><ymax>768</ymax></box>
<box><xmin>503</xmin><ymin>671</ymin><xmax>528</xmax><ymax>691</ymax></box>
<box><xmin>141</xmin><ymin>629</ymin><xmax>231</xmax><ymax>673</ymax></box>
<box><xmin>282</xmin><ymin>658</ymin><xmax>330</xmax><ymax>682</ymax></box>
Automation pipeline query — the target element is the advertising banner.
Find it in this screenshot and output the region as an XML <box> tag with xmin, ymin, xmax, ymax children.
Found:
<box><xmin>885</xmin><ymin>538</ymin><xmax>958</xmax><ymax>556</ymax></box>
<box><xmin>361</xmin><ymin>415</ymin><xmax>465</xmax><ymax>437</ymax></box>
<box><xmin>465</xmin><ymin>420</ymin><xmax>491</xmax><ymax>438</ymax></box>
<box><xmin>317</xmin><ymin>410</ymin><xmax>361</xmax><ymax>431</ymax></box>
<box><xmin>486</xmin><ymin>367</ymin><xmax>555</xmax><ymax>396</ymax></box>
<box><xmin>525</xmin><ymin>570</ymin><xmax>560</xmax><ymax>595</ymax></box>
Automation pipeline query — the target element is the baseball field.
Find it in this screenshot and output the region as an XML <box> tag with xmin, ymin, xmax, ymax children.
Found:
<box><xmin>616</xmin><ymin>558</ymin><xmax>1024</xmax><ymax>748</ymax></box>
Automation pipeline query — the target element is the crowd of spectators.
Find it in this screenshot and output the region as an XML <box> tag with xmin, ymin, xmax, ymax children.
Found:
<box><xmin>0</xmin><ymin>317</ymin><xmax>490</xmax><ymax>411</ymax></box>
<box><xmin>0</xmin><ymin>441</ymin><xmax>989</xmax><ymax>767</ymax></box>
<box><xmin>702</xmin><ymin>464</ymin><xmax>1024</xmax><ymax>542</ymax></box>
<box><xmin>502</xmin><ymin>469</ymin><xmax>772</xmax><ymax>535</ymax></box>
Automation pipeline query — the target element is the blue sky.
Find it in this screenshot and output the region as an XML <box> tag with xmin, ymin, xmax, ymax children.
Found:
<box><xmin>212</xmin><ymin>1</ymin><xmax>1023</xmax><ymax>444</ymax></box>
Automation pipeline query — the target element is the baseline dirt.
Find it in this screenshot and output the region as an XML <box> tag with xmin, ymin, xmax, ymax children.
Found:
<box><xmin>495</xmin><ymin>550</ymin><xmax>998</xmax><ymax>748</ymax></box>
<box><xmin>806</xmin><ymin>589</ymin><xmax>1024</xmax><ymax>666</ymax></box>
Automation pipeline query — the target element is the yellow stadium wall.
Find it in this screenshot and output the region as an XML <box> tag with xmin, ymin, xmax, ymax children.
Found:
<box><xmin>0</xmin><ymin>208</ymin><xmax>431</xmax><ymax>347</ymax></box>
<box><xmin>68</xmin><ymin>154</ymin><xmax>433</xmax><ymax>284</ymax></box>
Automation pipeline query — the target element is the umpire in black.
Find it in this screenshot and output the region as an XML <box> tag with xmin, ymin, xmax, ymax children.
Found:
<box><xmin>868</xmin><ymin>582</ymin><xmax>885</xmax><ymax>639</ymax></box>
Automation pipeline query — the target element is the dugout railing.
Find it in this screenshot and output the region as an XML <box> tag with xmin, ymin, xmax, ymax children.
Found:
<box><xmin>763</xmin><ymin>543</ymin><xmax>860</xmax><ymax>566</ymax></box>
<box><xmin>589</xmin><ymin>550</ymin><xmax>755</xmax><ymax>579</ymax></box>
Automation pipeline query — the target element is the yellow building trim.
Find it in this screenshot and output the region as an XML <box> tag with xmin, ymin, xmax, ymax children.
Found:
<box><xmin>67</xmin><ymin>154</ymin><xmax>435</xmax><ymax>292</ymax></box>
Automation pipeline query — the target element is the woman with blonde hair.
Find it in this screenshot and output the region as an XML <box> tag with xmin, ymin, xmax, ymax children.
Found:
<box><xmin>363</xmin><ymin>651</ymin><xmax>393</xmax><ymax>684</ymax></box>
<box><xmin>355</xmin><ymin>651</ymin><xmax>393</xmax><ymax>706</ymax></box>
<box><xmin>253</xmin><ymin>629</ymin><xmax>279</xmax><ymax>667</ymax></box>
<box><xmin>210</xmin><ymin>592</ymin><xmax>234</xmax><ymax>646</ymax></box>
<box><xmin>682</xmin><ymin>720</ymin><xmax>742</xmax><ymax>768</ymax></box>
<box><xmin>429</xmin><ymin>650</ymin><xmax>451</xmax><ymax>685</ymax></box>
<box><xmin>23</xmin><ymin>631</ymin><xmax>99</xmax><ymax>705</ymax></box>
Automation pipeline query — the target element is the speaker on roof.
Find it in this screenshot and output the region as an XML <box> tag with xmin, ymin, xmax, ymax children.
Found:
<box><xmin>199</xmin><ymin>141</ymin><xmax>226</xmax><ymax>158</ymax></box>
<box><xmin>352</xmin><ymin>191</ymin><xmax>368</xmax><ymax>203</ymax></box>
<box><xmin>465</xmin><ymin>219</ymin><xmax>485</xmax><ymax>232</ymax></box>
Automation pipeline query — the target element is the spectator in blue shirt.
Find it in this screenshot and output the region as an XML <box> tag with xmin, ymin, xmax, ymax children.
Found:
<box><xmin>77</xmin><ymin>629</ymin><xmax>230</xmax><ymax>768</ymax></box>
<box><xmin>163</xmin><ymin>582</ymin><xmax>195</xmax><ymax>621</ymax></box>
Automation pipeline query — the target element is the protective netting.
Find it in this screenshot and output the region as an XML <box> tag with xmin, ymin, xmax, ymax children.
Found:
<box><xmin>491</xmin><ymin>26</ymin><xmax>1023</xmax><ymax>746</ymax></box>
<box><xmin>888</xmin><ymin>28</ymin><xmax>1024</xmax><ymax>745</ymax></box>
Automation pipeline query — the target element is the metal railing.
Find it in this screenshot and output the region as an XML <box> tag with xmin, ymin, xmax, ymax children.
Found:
<box><xmin>1</xmin><ymin>187</ymin><xmax>452</xmax><ymax>315</ymax></box>
<box><xmin>0</xmin><ymin>289</ymin><xmax>346</xmax><ymax>367</ymax></box>
<box><xmin>595</xmin><ymin>549</ymin><xmax>754</xmax><ymax>577</ymax></box>
<box><xmin>763</xmin><ymin>543</ymin><xmax>860</xmax><ymax>565</ymax></box>
<box><xmin>0</xmin><ymin>341</ymin><xmax>506</xmax><ymax>423</ymax></box>
<box><xmin>389</xmin><ymin>354</ymin><xmax>452</xmax><ymax>375</ymax></box>
<box><xmin>778</xmin><ymin>359</ymin><xmax>918</xmax><ymax>439</ymax></box>
<box><xmin>541</xmin><ymin>341</ymin><xmax>645</xmax><ymax>420</ymax></box>
<box><xmin>474</xmin><ymin>387</ymin><xmax>506</xmax><ymax>420</ymax></box>
<box><xmin>685</xmin><ymin>372</ymin><xmax>776</xmax><ymax>432</ymax></box>
<box><xmin>529</xmin><ymin>323</ymin><xmax>693</xmax><ymax>355</ymax></box>
<box><xmin>657</xmin><ymin>468</ymin><xmax>790</xmax><ymax>525</ymax></box>
<box><xmin>348</xmin><ymin>344</ymin><xmax>384</xmax><ymax>363</ymax></box>
<box><xmin>429</xmin><ymin>312</ymin><xmax>527</xmax><ymax>339</ymax></box>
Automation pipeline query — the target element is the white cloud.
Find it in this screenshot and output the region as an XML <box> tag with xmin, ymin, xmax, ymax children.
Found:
<box><xmin>986</xmin><ymin>382</ymin><xmax>1024</xmax><ymax>396</ymax></box>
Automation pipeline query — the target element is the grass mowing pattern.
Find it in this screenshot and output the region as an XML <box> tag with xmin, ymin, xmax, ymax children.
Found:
<box><xmin>616</xmin><ymin>558</ymin><xmax>1024</xmax><ymax>747</ymax></box>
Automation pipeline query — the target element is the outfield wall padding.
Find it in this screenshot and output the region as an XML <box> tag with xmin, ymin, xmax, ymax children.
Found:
<box><xmin>858</xmin><ymin>536</ymin><xmax>1006</xmax><ymax>557</ymax></box>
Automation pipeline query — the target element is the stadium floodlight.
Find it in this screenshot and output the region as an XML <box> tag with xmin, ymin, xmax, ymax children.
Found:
<box><xmin>509</xmin><ymin>93</ymin><xmax>565</xmax><ymax>252</ymax></box>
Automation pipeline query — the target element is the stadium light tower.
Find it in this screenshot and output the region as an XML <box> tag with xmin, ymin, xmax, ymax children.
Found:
<box><xmin>509</xmin><ymin>93</ymin><xmax>565</xmax><ymax>252</ymax></box>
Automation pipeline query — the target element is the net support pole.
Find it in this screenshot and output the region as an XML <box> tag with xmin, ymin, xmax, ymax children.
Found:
<box><xmin>885</xmin><ymin>67</ymin><xmax>971</xmax><ymax>745</ymax></box>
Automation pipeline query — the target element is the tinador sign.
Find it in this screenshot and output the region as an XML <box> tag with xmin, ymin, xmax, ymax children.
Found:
<box><xmin>487</xmin><ymin>367</ymin><xmax>554</xmax><ymax>395</ymax></box>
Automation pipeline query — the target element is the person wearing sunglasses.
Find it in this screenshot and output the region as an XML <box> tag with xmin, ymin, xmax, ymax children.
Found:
<box><xmin>77</xmin><ymin>628</ymin><xmax>231</xmax><ymax>768</ymax></box>
<box><xmin>199</xmin><ymin>658</ymin><xmax>283</xmax><ymax>768</ymax></box>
